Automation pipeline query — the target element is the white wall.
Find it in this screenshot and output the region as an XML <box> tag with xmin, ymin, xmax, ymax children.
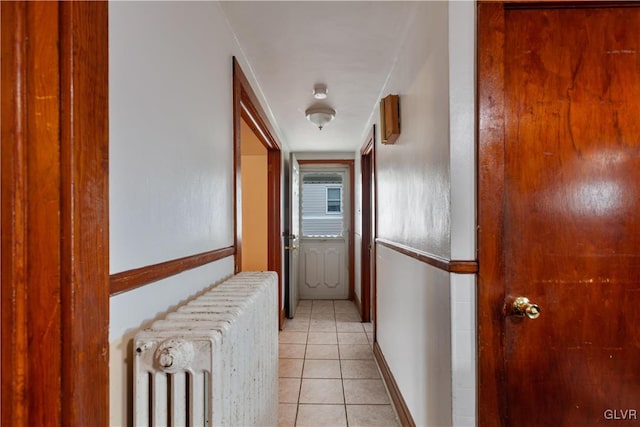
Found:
<box><xmin>373</xmin><ymin>2</ymin><xmax>452</xmax><ymax>426</ymax></box>
<box><xmin>448</xmin><ymin>2</ymin><xmax>477</xmax><ymax>426</ymax></box>
<box><xmin>109</xmin><ymin>1</ymin><xmax>234</xmax><ymax>273</ymax></box>
<box><xmin>375</xmin><ymin>2</ymin><xmax>451</xmax><ymax>258</ymax></box>
<box><xmin>108</xmin><ymin>2</ymin><xmax>272</xmax><ymax>425</ymax></box>
<box><xmin>377</xmin><ymin>246</ymin><xmax>452</xmax><ymax>425</ymax></box>
<box><xmin>370</xmin><ymin>1</ymin><xmax>476</xmax><ymax>426</ymax></box>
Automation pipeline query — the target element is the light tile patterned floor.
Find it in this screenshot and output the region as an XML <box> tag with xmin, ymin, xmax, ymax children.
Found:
<box><xmin>278</xmin><ymin>300</ymin><xmax>400</xmax><ymax>427</ymax></box>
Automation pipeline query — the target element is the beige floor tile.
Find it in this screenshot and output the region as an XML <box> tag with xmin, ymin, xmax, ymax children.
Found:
<box><xmin>311</xmin><ymin>300</ymin><xmax>334</xmax><ymax>308</ymax></box>
<box><xmin>278</xmin><ymin>301</ymin><xmax>395</xmax><ymax>427</ymax></box>
<box><xmin>283</xmin><ymin>319</ymin><xmax>310</xmax><ymax>331</ymax></box>
<box><xmin>278</xmin><ymin>403</ymin><xmax>297</xmax><ymax>427</ymax></box>
<box><xmin>279</xmin><ymin>378</ymin><xmax>301</xmax><ymax>403</ymax></box>
<box><xmin>310</xmin><ymin>312</ymin><xmax>335</xmax><ymax>321</ymax></box>
<box><xmin>340</xmin><ymin>360</ymin><xmax>380</xmax><ymax>379</ymax></box>
<box><xmin>335</xmin><ymin>312</ymin><xmax>361</xmax><ymax>322</ymax></box>
<box><xmin>339</xmin><ymin>344</ymin><xmax>373</xmax><ymax>360</ymax></box>
<box><xmin>333</xmin><ymin>300</ymin><xmax>358</xmax><ymax>313</ymax></box>
<box><xmin>296</xmin><ymin>404</ymin><xmax>347</xmax><ymax>427</ymax></box>
<box><xmin>346</xmin><ymin>404</ymin><xmax>399</xmax><ymax>427</ymax></box>
<box><xmin>299</xmin><ymin>379</ymin><xmax>344</xmax><ymax>404</ymax></box>
<box><xmin>343</xmin><ymin>379</ymin><xmax>390</xmax><ymax>404</ymax></box>
<box><xmin>311</xmin><ymin>306</ymin><xmax>334</xmax><ymax>312</ymax></box>
<box><xmin>294</xmin><ymin>310</ymin><xmax>311</xmax><ymax>319</ymax></box>
<box><xmin>279</xmin><ymin>358</ymin><xmax>304</xmax><ymax>378</ymax></box>
<box><xmin>337</xmin><ymin>332</ymin><xmax>368</xmax><ymax>345</ymax></box>
<box><xmin>280</xmin><ymin>343</ymin><xmax>306</xmax><ymax>359</ymax></box>
<box><xmin>336</xmin><ymin>321</ymin><xmax>364</xmax><ymax>333</ymax></box>
<box><xmin>303</xmin><ymin>359</ymin><xmax>341</xmax><ymax>379</ymax></box>
<box><xmin>279</xmin><ymin>331</ymin><xmax>308</xmax><ymax>344</ymax></box>
<box><xmin>308</xmin><ymin>332</ymin><xmax>337</xmax><ymax>345</ymax></box>
<box><xmin>306</xmin><ymin>344</ymin><xmax>339</xmax><ymax>360</ymax></box>
<box><xmin>309</xmin><ymin>320</ymin><xmax>337</xmax><ymax>332</ymax></box>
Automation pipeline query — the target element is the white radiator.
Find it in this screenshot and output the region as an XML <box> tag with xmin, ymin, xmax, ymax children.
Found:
<box><xmin>133</xmin><ymin>272</ymin><xmax>278</xmax><ymax>427</ymax></box>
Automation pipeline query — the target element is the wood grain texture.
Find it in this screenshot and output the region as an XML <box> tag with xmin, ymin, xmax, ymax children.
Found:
<box><xmin>59</xmin><ymin>2</ymin><xmax>110</xmax><ymax>425</ymax></box>
<box><xmin>2</xmin><ymin>3</ymin><xmax>66</xmax><ymax>425</ymax></box>
<box><xmin>28</xmin><ymin>4</ymin><xmax>63</xmax><ymax>424</ymax></box>
<box><xmin>503</xmin><ymin>5</ymin><xmax>640</xmax><ymax>425</ymax></box>
<box><xmin>477</xmin><ymin>4</ymin><xmax>508</xmax><ymax>424</ymax></box>
<box><xmin>2</xmin><ymin>3</ymin><xmax>109</xmax><ymax>426</ymax></box>
<box><xmin>267</xmin><ymin>149</ymin><xmax>283</xmax><ymax>328</ymax></box>
<box><xmin>373</xmin><ymin>342</ymin><xmax>416</xmax><ymax>427</ymax></box>
<box><xmin>376</xmin><ymin>239</ymin><xmax>478</xmax><ymax>274</ymax></box>
<box><xmin>110</xmin><ymin>247</ymin><xmax>236</xmax><ymax>296</ymax></box>
<box><xmin>479</xmin><ymin>2</ymin><xmax>640</xmax><ymax>425</ymax></box>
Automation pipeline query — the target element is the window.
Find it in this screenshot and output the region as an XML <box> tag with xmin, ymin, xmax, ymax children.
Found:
<box><xmin>301</xmin><ymin>172</ymin><xmax>343</xmax><ymax>237</ymax></box>
<box><xmin>326</xmin><ymin>187</ymin><xmax>342</xmax><ymax>214</ymax></box>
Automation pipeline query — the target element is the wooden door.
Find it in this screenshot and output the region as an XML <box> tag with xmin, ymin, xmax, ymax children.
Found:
<box><xmin>479</xmin><ymin>3</ymin><xmax>640</xmax><ymax>425</ymax></box>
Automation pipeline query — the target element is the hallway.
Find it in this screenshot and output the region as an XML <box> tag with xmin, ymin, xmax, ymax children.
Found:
<box><xmin>278</xmin><ymin>300</ymin><xmax>400</xmax><ymax>426</ymax></box>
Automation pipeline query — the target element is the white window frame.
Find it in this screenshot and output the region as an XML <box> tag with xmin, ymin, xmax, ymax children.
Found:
<box><xmin>326</xmin><ymin>186</ymin><xmax>342</xmax><ymax>215</ymax></box>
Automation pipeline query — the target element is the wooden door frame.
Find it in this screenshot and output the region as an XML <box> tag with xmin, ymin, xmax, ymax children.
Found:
<box><xmin>477</xmin><ymin>3</ymin><xmax>507</xmax><ymax>423</ymax></box>
<box><xmin>359</xmin><ymin>126</ymin><xmax>376</xmax><ymax>322</ymax></box>
<box><xmin>1</xmin><ymin>2</ymin><xmax>109</xmax><ymax>426</ymax></box>
<box><xmin>232</xmin><ymin>57</ymin><xmax>284</xmax><ymax>327</ymax></box>
<box><xmin>297</xmin><ymin>159</ymin><xmax>356</xmax><ymax>301</ymax></box>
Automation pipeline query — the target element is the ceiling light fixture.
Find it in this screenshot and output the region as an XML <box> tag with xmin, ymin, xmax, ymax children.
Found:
<box><xmin>313</xmin><ymin>84</ymin><xmax>328</xmax><ymax>100</ymax></box>
<box><xmin>305</xmin><ymin>107</ymin><xmax>336</xmax><ymax>130</ymax></box>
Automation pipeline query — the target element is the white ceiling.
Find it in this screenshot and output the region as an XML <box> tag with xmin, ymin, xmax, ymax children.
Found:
<box><xmin>220</xmin><ymin>1</ymin><xmax>417</xmax><ymax>152</ymax></box>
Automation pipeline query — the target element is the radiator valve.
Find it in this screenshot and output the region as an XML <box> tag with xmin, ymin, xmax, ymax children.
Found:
<box><xmin>154</xmin><ymin>339</ymin><xmax>194</xmax><ymax>373</ymax></box>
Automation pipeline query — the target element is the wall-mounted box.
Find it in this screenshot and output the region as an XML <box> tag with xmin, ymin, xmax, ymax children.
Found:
<box><xmin>380</xmin><ymin>94</ymin><xmax>400</xmax><ymax>144</ymax></box>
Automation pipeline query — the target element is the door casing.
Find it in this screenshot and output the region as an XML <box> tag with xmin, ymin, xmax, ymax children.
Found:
<box><xmin>232</xmin><ymin>58</ymin><xmax>284</xmax><ymax>327</ymax></box>
<box><xmin>1</xmin><ymin>2</ymin><xmax>109</xmax><ymax>425</ymax></box>
<box><xmin>297</xmin><ymin>159</ymin><xmax>355</xmax><ymax>301</ymax></box>
<box><xmin>360</xmin><ymin>126</ymin><xmax>376</xmax><ymax>322</ymax></box>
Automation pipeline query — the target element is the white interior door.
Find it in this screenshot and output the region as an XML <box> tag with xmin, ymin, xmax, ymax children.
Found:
<box><xmin>298</xmin><ymin>167</ymin><xmax>349</xmax><ymax>300</ymax></box>
<box><xmin>287</xmin><ymin>153</ymin><xmax>300</xmax><ymax>317</ymax></box>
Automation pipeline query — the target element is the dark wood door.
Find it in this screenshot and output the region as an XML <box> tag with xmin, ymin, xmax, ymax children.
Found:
<box><xmin>479</xmin><ymin>3</ymin><xmax>640</xmax><ymax>425</ymax></box>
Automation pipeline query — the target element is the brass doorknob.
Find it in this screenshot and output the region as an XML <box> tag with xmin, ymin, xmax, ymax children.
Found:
<box><xmin>512</xmin><ymin>296</ymin><xmax>541</xmax><ymax>319</ymax></box>
<box><xmin>284</xmin><ymin>245</ymin><xmax>298</xmax><ymax>251</ymax></box>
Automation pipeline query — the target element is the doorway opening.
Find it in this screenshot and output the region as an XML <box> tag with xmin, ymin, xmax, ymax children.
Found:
<box><xmin>287</xmin><ymin>159</ymin><xmax>355</xmax><ymax>310</ymax></box>
<box><xmin>240</xmin><ymin>117</ymin><xmax>268</xmax><ymax>271</ymax></box>
<box><xmin>232</xmin><ymin>57</ymin><xmax>284</xmax><ymax>327</ymax></box>
<box><xmin>299</xmin><ymin>168</ymin><xmax>349</xmax><ymax>300</ymax></box>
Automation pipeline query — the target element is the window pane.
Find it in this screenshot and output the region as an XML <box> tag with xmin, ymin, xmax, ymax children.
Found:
<box><xmin>326</xmin><ymin>187</ymin><xmax>342</xmax><ymax>214</ymax></box>
<box><xmin>301</xmin><ymin>172</ymin><xmax>343</xmax><ymax>237</ymax></box>
<box><xmin>327</xmin><ymin>200</ymin><xmax>341</xmax><ymax>212</ymax></box>
<box><xmin>327</xmin><ymin>187</ymin><xmax>341</xmax><ymax>201</ymax></box>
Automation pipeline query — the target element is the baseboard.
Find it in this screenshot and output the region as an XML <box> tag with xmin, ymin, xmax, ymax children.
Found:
<box><xmin>373</xmin><ymin>342</ymin><xmax>416</xmax><ymax>427</ymax></box>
